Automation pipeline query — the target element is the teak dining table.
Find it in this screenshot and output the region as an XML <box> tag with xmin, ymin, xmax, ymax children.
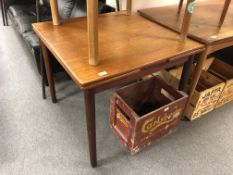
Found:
<box><xmin>139</xmin><ymin>0</ymin><xmax>233</xmax><ymax>110</ymax></box>
<box><xmin>33</xmin><ymin>12</ymin><xmax>205</xmax><ymax>167</ymax></box>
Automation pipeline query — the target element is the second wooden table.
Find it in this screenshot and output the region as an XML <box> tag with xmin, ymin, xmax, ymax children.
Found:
<box><xmin>139</xmin><ymin>0</ymin><xmax>233</xmax><ymax>112</ymax></box>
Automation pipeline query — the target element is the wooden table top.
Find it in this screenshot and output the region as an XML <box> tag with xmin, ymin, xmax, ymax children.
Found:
<box><xmin>33</xmin><ymin>13</ymin><xmax>204</xmax><ymax>88</ymax></box>
<box><xmin>139</xmin><ymin>0</ymin><xmax>233</xmax><ymax>44</ymax></box>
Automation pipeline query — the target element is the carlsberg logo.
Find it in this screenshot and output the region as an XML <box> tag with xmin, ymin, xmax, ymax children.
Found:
<box><xmin>141</xmin><ymin>109</ymin><xmax>181</xmax><ymax>133</ymax></box>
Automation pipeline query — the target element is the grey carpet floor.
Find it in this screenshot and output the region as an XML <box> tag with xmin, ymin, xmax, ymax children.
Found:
<box><xmin>1</xmin><ymin>19</ymin><xmax>233</xmax><ymax>175</ymax></box>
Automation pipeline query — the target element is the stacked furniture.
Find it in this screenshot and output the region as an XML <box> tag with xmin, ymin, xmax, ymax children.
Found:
<box><xmin>33</xmin><ymin>0</ymin><xmax>207</xmax><ymax>167</ymax></box>
<box><xmin>138</xmin><ymin>0</ymin><xmax>233</xmax><ymax>120</ymax></box>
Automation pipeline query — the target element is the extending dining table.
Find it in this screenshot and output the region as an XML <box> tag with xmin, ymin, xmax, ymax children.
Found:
<box><xmin>33</xmin><ymin>11</ymin><xmax>205</xmax><ymax>167</ymax></box>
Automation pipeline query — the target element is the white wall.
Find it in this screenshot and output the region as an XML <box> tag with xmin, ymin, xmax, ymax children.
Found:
<box><xmin>107</xmin><ymin>0</ymin><xmax>179</xmax><ymax>11</ymax></box>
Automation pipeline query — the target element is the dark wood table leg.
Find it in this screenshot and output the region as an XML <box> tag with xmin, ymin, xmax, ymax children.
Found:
<box><xmin>179</xmin><ymin>55</ymin><xmax>195</xmax><ymax>91</ymax></box>
<box><xmin>41</xmin><ymin>42</ymin><xmax>57</xmax><ymax>103</ymax></box>
<box><xmin>84</xmin><ymin>89</ymin><xmax>97</xmax><ymax>168</ymax></box>
<box><xmin>40</xmin><ymin>48</ymin><xmax>46</xmax><ymax>99</ymax></box>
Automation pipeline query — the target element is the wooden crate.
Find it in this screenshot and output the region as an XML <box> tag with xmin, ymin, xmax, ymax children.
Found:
<box><xmin>164</xmin><ymin>69</ymin><xmax>225</xmax><ymax>121</ymax></box>
<box><xmin>110</xmin><ymin>76</ymin><xmax>188</xmax><ymax>154</ymax></box>
<box><xmin>208</xmin><ymin>59</ymin><xmax>233</xmax><ymax>108</ymax></box>
<box><xmin>189</xmin><ymin>71</ymin><xmax>225</xmax><ymax>111</ymax></box>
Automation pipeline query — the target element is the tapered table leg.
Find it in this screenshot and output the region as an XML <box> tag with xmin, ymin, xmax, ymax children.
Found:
<box><xmin>188</xmin><ymin>49</ymin><xmax>208</xmax><ymax>103</ymax></box>
<box><xmin>179</xmin><ymin>55</ymin><xmax>195</xmax><ymax>91</ymax></box>
<box><xmin>41</xmin><ymin>42</ymin><xmax>57</xmax><ymax>103</ymax></box>
<box><xmin>40</xmin><ymin>48</ymin><xmax>46</xmax><ymax>99</ymax></box>
<box><xmin>84</xmin><ymin>89</ymin><xmax>97</xmax><ymax>168</ymax></box>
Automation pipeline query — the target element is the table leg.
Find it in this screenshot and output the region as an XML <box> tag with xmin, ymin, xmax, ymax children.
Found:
<box><xmin>84</xmin><ymin>89</ymin><xmax>97</xmax><ymax>167</ymax></box>
<box><xmin>41</xmin><ymin>42</ymin><xmax>57</xmax><ymax>103</ymax></box>
<box><xmin>188</xmin><ymin>49</ymin><xmax>208</xmax><ymax>103</ymax></box>
<box><xmin>179</xmin><ymin>55</ymin><xmax>195</xmax><ymax>91</ymax></box>
<box><xmin>40</xmin><ymin>48</ymin><xmax>46</xmax><ymax>99</ymax></box>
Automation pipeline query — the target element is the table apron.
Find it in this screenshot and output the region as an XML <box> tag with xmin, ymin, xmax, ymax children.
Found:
<box><xmin>90</xmin><ymin>56</ymin><xmax>190</xmax><ymax>94</ymax></box>
<box><xmin>208</xmin><ymin>38</ymin><xmax>233</xmax><ymax>54</ymax></box>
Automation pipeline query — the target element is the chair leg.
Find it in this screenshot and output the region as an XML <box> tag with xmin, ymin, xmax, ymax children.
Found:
<box><xmin>177</xmin><ymin>0</ymin><xmax>184</xmax><ymax>14</ymax></box>
<box><xmin>116</xmin><ymin>0</ymin><xmax>120</xmax><ymax>11</ymax></box>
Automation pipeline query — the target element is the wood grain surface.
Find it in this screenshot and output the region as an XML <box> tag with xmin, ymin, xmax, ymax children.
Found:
<box><xmin>138</xmin><ymin>0</ymin><xmax>233</xmax><ymax>44</ymax></box>
<box><xmin>33</xmin><ymin>13</ymin><xmax>204</xmax><ymax>88</ymax></box>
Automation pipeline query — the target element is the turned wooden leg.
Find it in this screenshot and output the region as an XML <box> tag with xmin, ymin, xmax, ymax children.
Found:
<box><xmin>179</xmin><ymin>55</ymin><xmax>195</xmax><ymax>91</ymax></box>
<box><xmin>84</xmin><ymin>89</ymin><xmax>97</xmax><ymax>168</ymax></box>
<box><xmin>41</xmin><ymin>42</ymin><xmax>57</xmax><ymax>103</ymax></box>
